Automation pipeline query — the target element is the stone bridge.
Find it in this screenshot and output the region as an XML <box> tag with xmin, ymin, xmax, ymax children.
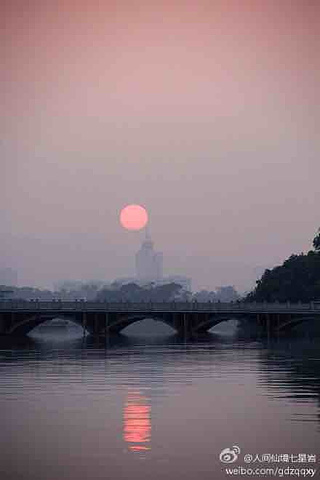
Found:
<box><xmin>0</xmin><ymin>300</ymin><xmax>319</xmax><ymax>337</ymax></box>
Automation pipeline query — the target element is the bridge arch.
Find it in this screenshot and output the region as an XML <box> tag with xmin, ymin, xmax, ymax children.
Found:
<box><xmin>276</xmin><ymin>316</ymin><xmax>319</xmax><ymax>334</ymax></box>
<box><xmin>8</xmin><ymin>313</ymin><xmax>86</xmax><ymax>337</ymax></box>
<box><xmin>108</xmin><ymin>313</ymin><xmax>177</xmax><ymax>335</ymax></box>
<box><xmin>193</xmin><ymin>314</ymin><xmax>243</xmax><ymax>334</ymax></box>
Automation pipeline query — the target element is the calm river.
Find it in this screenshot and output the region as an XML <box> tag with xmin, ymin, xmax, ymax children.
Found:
<box><xmin>0</xmin><ymin>323</ymin><xmax>319</xmax><ymax>480</ymax></box>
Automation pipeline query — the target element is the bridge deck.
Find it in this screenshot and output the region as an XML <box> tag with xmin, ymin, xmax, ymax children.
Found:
<box><xmin>0</xmin><ymin>301</ymin><xmax>319</xmax><ymax>315</ymax></box>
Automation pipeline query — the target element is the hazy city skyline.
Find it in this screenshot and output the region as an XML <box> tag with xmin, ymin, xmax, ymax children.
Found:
<box><xmin>2</xmin><ymin>1</ymin><xmax>319</xmax><ymax>292</ymax></box>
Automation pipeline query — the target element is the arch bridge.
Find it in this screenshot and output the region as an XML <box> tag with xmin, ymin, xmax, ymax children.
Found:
<box><xmin>0</xmin><ymin>300</ymin><xmax>319</xmax><ymax>337</ymax></box>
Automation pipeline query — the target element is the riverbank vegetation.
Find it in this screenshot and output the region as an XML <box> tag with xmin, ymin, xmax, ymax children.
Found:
<box><xmin>246</xmin><ymin>228</ymin><xmax>320</xmax><ymax>303</ymax></box>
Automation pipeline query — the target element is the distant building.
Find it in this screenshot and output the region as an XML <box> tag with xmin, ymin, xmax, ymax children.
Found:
<box><xmin>160</xmin><ymin>275</ymin><xmax>192</xmax><ymax>292</ymax></box>
<box><xmin>0</xmin><ymin>268</ymin><xmax>18</xmax><ymax>287</ymax></box>
<box><xmin>215</xmin><ymin>286</ymin><xmax>239</xmax><ymax>302</ymax></box>
<box><xmin>135</xmin><ymin>234</ymin><xmax>163</xmax><ymax>283</ymax></box>
<box><xmin>114</xmin><ymin>235</ymin><xmax>191</xmax><ymax>293</ymax></box>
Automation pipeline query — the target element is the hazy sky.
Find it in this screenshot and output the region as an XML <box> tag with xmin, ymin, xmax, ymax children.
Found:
<box><xmin>1</xmin><ymin>0</ymin><xmax>319</xmax><ymax>291</ymax></box>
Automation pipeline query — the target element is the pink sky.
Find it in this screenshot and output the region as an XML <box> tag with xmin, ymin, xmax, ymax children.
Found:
<box><xmin>1</xmin><ymin>0</ymin><xmax>319</xmax><ymax>291</ymax></box>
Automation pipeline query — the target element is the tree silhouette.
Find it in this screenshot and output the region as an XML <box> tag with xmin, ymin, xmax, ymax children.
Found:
<box><xmin>313</xmin><ymin>228</ymin><xmax>320</xmax><ymax>252</ymax></box>
<box><xmin>245</xmin><ymin>227</ymin><xmax>320</xmax><ymax>302</ymax></box>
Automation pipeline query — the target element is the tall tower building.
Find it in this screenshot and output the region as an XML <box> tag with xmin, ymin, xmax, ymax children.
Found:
<box><xmin>135</xmin><ymin>234</ymin><xmax>163</xmax><ymax>283</ymax></box>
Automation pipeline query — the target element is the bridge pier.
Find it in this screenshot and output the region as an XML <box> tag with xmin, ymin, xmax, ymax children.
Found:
<box><xmin>258</xmin><ymin>313</ymin><xmax>284</xmax><ymax>337</ymax></box>
<box><xmin>0</xmin><ymin>313</ymin><xmax>14</xmax><ymax>335</ymax></box>
<box><xmin>174</xmin><ymin>312</ymin><xmax>194</xmax><ymax>339</ymax></box>
<box><xmin>257</xmin><ymin>313</ymin><xmax>260</xmax><ymax>328</ymax></box>
<box><xmin>0</xmin><ymin>314</ymin><xmax>6</xmax><ymax>334</ymax></box>
<box><xmin>105</xmin><ymin>313</ymin><xmax>109</xmax><ymax>338</ymax></box>
<box><xmin>94</xmin><ymin>313</ymin><xmax>99</xmax><ymax>336</ymax></box>
<box><xmin>267</xmin><ymin>314</ymin><xmax>271</xmax><ymax>338</ymax></box>
<box><xmin>82</xmin><ymin>312</ymin><xmax>87</xmax><ymax>337</ymax></box>
<box><xmin>104</xmin><ymin>312</ymin><xmax>110</xmax><ymax>346</ymax></box>
<box><xmin>183</xmin><ymin>313</ymin><xmax>193</xmax><ymax>339</ymax></box>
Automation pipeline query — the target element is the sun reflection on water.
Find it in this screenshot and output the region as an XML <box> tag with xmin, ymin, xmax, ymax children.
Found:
<box><xmin>123</xmin><ymin>390</ymin><xmax>151</xmax><ymax>454</ymax></box>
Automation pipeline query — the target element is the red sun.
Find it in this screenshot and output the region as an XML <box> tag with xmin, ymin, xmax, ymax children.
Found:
<box><xmin>120</xmin><ymin>204</ymin><xmax>148</xmax><ymax>231</ymax></box>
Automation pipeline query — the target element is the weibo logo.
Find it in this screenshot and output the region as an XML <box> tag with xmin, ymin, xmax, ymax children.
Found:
<box><xmin>219</xmin><ymin>446</ymin><xmax>241</xmax><ymax>463</ymax></box>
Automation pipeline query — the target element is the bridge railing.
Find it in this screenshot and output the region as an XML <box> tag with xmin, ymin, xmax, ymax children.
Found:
<box><xmin>0</xmin><ymin>300</ymin><xmax>87</xmax><ymax>311</ymax></box>
<box><xmin>0</xmin><ymin>300</ymin><xmax>319</xmax><ymax>312</ymax></box>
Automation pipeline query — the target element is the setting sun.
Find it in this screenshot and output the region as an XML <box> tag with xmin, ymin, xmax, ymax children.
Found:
<box><xmin>120</xmin><ymin>204</ymin><xmax>148</xmax><ymax>231</ymax></box>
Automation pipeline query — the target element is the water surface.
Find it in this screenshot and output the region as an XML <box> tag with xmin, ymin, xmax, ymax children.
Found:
<box><xmin>0</xmin><ymin>325</ymin><xmax>319</xmax><ymax>480</ymax></box>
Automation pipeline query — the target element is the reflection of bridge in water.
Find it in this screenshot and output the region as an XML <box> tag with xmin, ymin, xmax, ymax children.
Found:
<box><xmin>0</xmin><ymin>301</ymin><xmax>320</xmax><ymax>337</ymax></box>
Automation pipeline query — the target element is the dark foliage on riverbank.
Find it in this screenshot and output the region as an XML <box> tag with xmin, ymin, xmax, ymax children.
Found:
<box><xmin>246</xmin><ymin>229</ymin><xmax>320</xmax><ymax>303</ymax></box>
